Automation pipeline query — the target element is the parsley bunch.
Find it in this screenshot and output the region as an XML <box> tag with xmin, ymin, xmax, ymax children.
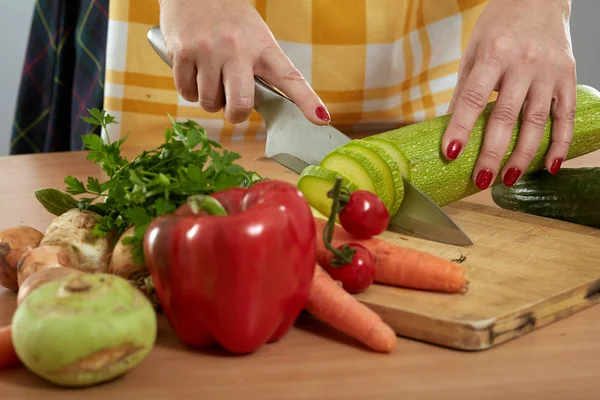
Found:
<box><xmin>64</xmin><ymin>109</ymin><xmax>260</xmax><ymax>264</ymax></box>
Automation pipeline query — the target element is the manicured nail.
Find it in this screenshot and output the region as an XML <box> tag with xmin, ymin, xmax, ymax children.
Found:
<box><xmin>446</xmin><ymin>140</ymin><xmax>462</xmax><ymax>160</ymax></box>
<box><xmin>315</xmin><ymin>106</ymin><xmax>330</xmax><ymax>122</ymax></box>
<box><xmin>476</xmin><ymin>169</ymin><xmax>493</xmax><ymax>190</ymax></box>
<box><xmin>503</xmin><ymin>167</ymin><xmax>521</xmax><ymax>187</ymax></box>
<box><xmin>550</xmin><ymin>158</ymin><xmax>563</xmax><ymax>175</ymax></box>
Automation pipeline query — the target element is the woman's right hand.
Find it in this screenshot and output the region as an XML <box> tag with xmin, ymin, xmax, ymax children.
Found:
<box><xmin>158</xmin><ymin>0</ymin><xmax>331</xmax><ymax>125</ymax></box>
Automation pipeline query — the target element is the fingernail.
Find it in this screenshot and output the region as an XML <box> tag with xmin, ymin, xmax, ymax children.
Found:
<box><xmin>503</xmin><ymin>167</ymin><xmax>521</xmax><ymax>187</ymax></box>
<box><xmin>476</xmin><ymin>169</ymin><xmax>493</xmax><ymax>190</ymax></box>
<box><xmin>550</xmin><ymin>158</ymin><xmax>563</xmax><ymax>175</ymax></box>
<box><xmin>446</xmin><ymin>140</ymin><xmax>462</xmax><ymax>160</ymax></box>
<box><xmin>315</xmin><ymin>106</ymin><xmax>330</xmax><ymax>122</ymax></box>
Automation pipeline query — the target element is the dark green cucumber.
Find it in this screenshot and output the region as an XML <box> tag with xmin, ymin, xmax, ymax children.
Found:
<box><xmin>491</xmin><ymin>167</ymin><xmax>600</xmax><ymax>227</ymax></box>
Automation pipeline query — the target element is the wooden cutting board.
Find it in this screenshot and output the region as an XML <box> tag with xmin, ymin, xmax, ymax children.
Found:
<box><xmin>250</xmin><ymin>146</ymin><xmax>600</xmax><ymax>352</ymax></box>
<box><xmin>346</xmin><ymin>200</ymin><xmax>600</xmax><ymax>351</ymax></box>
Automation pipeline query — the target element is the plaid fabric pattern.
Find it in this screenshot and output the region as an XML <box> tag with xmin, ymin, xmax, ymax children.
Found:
<box><xmin>104</xmin><ymin>0</ymin><xmax>488</xmax><ymax>149</ymax></box>
<box><xmin>10</xmin><ymin>0</ymin><xmax>109</xmax><ymax>154</ymax></box>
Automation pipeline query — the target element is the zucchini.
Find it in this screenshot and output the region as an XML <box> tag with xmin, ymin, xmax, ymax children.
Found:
<box><xmin>297</xmin><ymin>165</ymin><xmax>359</xmax><ymax>218</ymax></box>
<box><xmin>320</xmin><ymin>146</ymin><xmax>394</xmax><ymax>212</ymax></box>
<box><xmin>491</xmin><ymin>167</ymin><xmax>600</xmax><ymax>228</ymax></box>
<box><xmin>370</xmin><ymin>85</ymin><xmax>600</xmax><ymax>207</ymax></box>
<box><xmin>343</xmin><ymin>140</ymin><xmax>404</xmax><ymax>214</ymax></box>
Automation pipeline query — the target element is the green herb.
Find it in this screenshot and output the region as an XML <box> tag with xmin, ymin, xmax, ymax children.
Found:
<box><xmin>59</xmin><ymin>109</ymin><xmax>261</xmax><ymax>264</ymax></box>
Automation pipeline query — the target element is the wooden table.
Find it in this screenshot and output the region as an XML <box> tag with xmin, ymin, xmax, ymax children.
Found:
<box><xmin>1</xmin><ymin>141</ymin><xmax>599</xmax><ymax>399</ymax></box>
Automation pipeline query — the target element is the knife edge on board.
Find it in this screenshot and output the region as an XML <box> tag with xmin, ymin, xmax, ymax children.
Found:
<box><xmin>146</xmin><ymin>26</ymin><xmax>473</xmax><ymax>247</ymax></box>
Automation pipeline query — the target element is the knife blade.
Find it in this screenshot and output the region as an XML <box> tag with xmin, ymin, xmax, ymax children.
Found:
<box><xmin>146</xmin><ymin>26</ymin><xmax>473</xmax><ymax>247</ymax></box>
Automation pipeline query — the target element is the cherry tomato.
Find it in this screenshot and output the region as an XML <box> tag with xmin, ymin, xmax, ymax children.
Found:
<box><xmin>321</xmin><ymin>243</ymin><xmax>375</xmax><ymax>294</ymax></box>
<box><xmin>339</xmin><ymin>190</ymin><xmax>389</xmax><ymax>239</ymax></box>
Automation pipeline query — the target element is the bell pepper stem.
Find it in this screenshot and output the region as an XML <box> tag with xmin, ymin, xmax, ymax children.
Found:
<box><xmin>187</xmin><ymin>195</ymin><xmax>228</xmax><ymax>216</ymax></box>
<box><xmin>323</xmin><ymin>177</ymin><xmax>356</xmax><ymax>266</ymax></box>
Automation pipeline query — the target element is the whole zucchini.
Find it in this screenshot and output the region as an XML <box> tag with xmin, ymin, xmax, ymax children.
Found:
<box><xmin>491</xmin><ymin>167</ymin><xmax>600</xmax><ymax>228</ymax></box>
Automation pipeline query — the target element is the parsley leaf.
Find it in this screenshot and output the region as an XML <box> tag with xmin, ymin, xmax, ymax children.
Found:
<box><xmin>58</xmin><ymin>109</ymin><xmax>262</xmax><ymax>265</ymax></box>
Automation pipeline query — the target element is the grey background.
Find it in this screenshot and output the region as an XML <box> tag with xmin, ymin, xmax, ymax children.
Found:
<box><xmin>0</xmin><ymin>0</ymin><xmax>598</xmax><ymax>156</ymax></box>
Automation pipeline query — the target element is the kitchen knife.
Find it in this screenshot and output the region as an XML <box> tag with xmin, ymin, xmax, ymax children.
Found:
<box><xmin>146</xmin><ymin>26</ymin><xmax>473</xmax><ymax>247</ymax></box>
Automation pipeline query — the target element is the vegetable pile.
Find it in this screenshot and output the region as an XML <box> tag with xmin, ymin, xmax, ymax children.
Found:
<box><xmin>0</xmin><ymin>108</ymin><xmax>479</xmax><ymax>387</ymax></box>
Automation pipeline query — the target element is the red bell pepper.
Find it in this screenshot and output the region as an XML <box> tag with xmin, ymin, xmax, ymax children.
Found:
<box><xmin>143</xmin><ymin>180</ymin><xmax>316</xmax><ymax>354</ymax></box>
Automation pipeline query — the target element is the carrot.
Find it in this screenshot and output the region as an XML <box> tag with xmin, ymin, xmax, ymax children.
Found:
<box><xmin>304</xmin><ymin>264</ymin><xmax>397</xmax><ymax>353</ymax></box>
<box><xmin>314</xmin><ymin>217</ymin><xmax>468</xmax><ymax>294</ymax></box>
<box><xmin>0</xmin><ymin>325</ymin><xmax>21</xmax><ymax>369</ymax></box>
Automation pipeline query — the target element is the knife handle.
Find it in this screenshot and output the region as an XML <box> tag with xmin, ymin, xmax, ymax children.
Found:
<box><xmin>147</xmin><ymin>26</ymin><xmax>290</xmax><ymax>113</ymax></box>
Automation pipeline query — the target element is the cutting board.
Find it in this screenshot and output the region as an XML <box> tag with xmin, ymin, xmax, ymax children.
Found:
<box><xmin>346</xmin><ymin>200</ymin><xmax>600</xmax><ymax>351</ymax></box>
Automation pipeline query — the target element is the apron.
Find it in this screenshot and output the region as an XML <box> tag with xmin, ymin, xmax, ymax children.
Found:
<box><xmin>11</xmin><ymin>0</ymin><xmax>489</xmax><ymax>153</ymax></box>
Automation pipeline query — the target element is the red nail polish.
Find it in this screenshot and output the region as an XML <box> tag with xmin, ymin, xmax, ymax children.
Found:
<box><xmin>503</xmin><ymin>167</ymin><xmax>521</xmax><ymax>187</ymax></box>
<box><xmin>446</xmin><ymin>140</ymin><xmax>462</xmax><ymax>160</ymax></box>
<box><xmin>550</xmin><ymin>158</ymin><xmax>563</xmax><ymax>175</ymax></box>
<box><xmin>476</xmin><ymin>169</ymin><xmax>493</xmax><ymax>190</ymax></box>
<box><xmin>315</xmin><ymin>106</ymin><xmax>330</xmax><ymax>122</ymax></box>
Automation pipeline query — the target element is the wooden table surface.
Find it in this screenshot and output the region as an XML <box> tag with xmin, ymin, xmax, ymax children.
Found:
<box><xmin>1</xmin><ymin>140</ymin><xmax>599</xmax><ymax>399</ymax></box>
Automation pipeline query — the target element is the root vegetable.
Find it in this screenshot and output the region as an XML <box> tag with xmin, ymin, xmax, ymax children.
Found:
<box><xmin>0</xmin><ymin>226</ymin><xmax>44</xmax><ymax>291</ymax></box>
<box><xmin>108</xmin><ymin>227</ymin><xmax>158</xmax><ymax>307</ymax></box>
<box><xmin>17</xmin><ymin>266</ymin><xmax>83</xmax><ymax>305</ymax></box>
<box><xmin>40</xmin><ymin>209</ymin><xmax>114</xmax><ymax>273</ymax></box>
<box><xmin>17</xmin><ymin>245</ymin><xmax>82</xmax><ymax>287</ymax></box>
<box><xmin>12</xmin><ymin>273</ymin><xmax>157</xmax><ymax>387</ymax></box>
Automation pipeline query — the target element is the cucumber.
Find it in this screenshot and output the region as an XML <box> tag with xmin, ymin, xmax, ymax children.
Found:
<box><xmin>297</xmin><ymin>165</ymin><xmax>360</xmax><ymax>218</ymax></box>
<box><xmin>491</xmin><ymin>167</ymin><xmax>600</xmax><ymax>228</ymax></box>
<box><xmin>343</xmin><ymin>140</ymin><xmax>404</xmax><ymax>214</ymax></box>
<box><xmin>370</xmin><ymin>84</ymin><xmax>600</xmax><ymax>207</ymax></box>
<box><xmin>320</xmin><ymin>147</ymin><xmax>394</xmax><ymax>212</ymax></box>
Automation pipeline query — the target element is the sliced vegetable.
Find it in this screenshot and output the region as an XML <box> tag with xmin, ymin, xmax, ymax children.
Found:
<box><xmin>0</xmin><ymin>226</ymin><xmax>44</xmax><ymax>291</ymax></box>
<box><xmin>362</xmin><ymin>136</ymin><xmax>411</xmax><ymax>179</ymax></box>
<box><xmin>304</xmin><ymin>264</ymin><xmax>397</xmax><ymax>353</ymax></box>
<box><xmin>12</xmin><ymin>273</ymin><xmax>157</xmax><ymax>387</ymax></box>
<box><xmin>342</xmin><ymin>140</ymin><xmax>404</xmax><ymax>214</ymax></box>
<box><xmin>320</xmin><ymin>147</ymin><xmax>394</xmax><ymax>212</ymax></box>
<box><xmin>143</xmin><ymin>180</ymin><xmax>317</xmax><ymax>354</ymax></box>
<box><xmin>314</xmin><ymin>217</ymin><xmax>468</xmax><ymax>294</ymax></box>
<box><xmin>297</xmin><ymin>165</ymin><xmax>359</xmax><ymax>218</ymax></box>
<box><xmin>491</xmin><ymin>167</ymin><xmax>600</xmax><ymax>227</ymax></box>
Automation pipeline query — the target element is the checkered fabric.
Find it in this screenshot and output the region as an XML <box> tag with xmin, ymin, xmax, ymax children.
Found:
<box><xmin>10</xmin><ymin>0</ymin><xmax>109</xmax><ymax>154</ymax></box>
<box><xmin>105</xmin><ymin>0</ymin><xmax>489</xmax><ymax>149</ymax></box>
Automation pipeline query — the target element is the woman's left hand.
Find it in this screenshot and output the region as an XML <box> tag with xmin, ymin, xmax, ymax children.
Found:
<box><xmin>442</xmin><ymin>0</ymin><xmax>576</xmax><ymax>189</ymax></box>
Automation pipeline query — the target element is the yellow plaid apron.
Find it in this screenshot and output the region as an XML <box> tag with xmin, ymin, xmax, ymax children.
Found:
<box><xmin>104</xmin><ymin>0</ymin><xmax>488</xmax><ymax>148</ymax></box>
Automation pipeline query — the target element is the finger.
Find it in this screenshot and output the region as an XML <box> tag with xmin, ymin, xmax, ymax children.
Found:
<box><xmin>442</xmin><ymin>58</ymin><xmax>502</xmax><ymax>161</ymax></box>
<box><xmin>448</xmin><ymin>47</ymin><xmax>476</xmax><ymax>114</ymax></box>
<box><xmin>546</xmin><ymin>80</ymin><xmax>576</xmax><ymax>175</ymax></box>
<box><xmin>196</xmin><ymin>61</ymin><xmax>225</xmax><ymax>114</ymax></box>
<box><xmin>257</xmin><ymin>45</ymin><xmax>330</xmax><ymax>125</ymax></box>
<box><xmin>222</xmin><ymin>59</ymin><xmax>255</xmax><ymax>124</ymax></box>
<box><xmin>173</xmin><ymin>57</ymin><xmax>199</xmax><ymax>103</ymax></box>
<box><xmin>499</xmin><ymin>80</ymin><xmax>553</xmax><ymax>187</ymax></box>
<box><xmin>471</xmin><ymin>72</ymin><xmax>532</xmax><ymax>189</ymax></box>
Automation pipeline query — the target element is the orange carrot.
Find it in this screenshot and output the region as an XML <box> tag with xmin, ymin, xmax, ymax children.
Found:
<box><xmin>314</xmin><ymin>217</ymin><xmax>468</xmax><ymax>294</ymax></box>
<box><xmin>304</xmin><ymin>264</ymin><xmax>397</xmax><ymax>353</ymax></box>
<box><xmin>0</xmin><ymin>325</ymin><xmax>21</xmax><ymax>369</ymax></box>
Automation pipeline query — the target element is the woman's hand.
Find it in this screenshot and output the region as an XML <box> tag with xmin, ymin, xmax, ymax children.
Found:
<box><xmin>158</xmin><ymin>0</ymin><xmax>330</xmax><ymax>125</ymax></box>
<box><xmin>442</xmin><ymin>0</ymin><xmax>575</xmax><ymax>189</ymax></box>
